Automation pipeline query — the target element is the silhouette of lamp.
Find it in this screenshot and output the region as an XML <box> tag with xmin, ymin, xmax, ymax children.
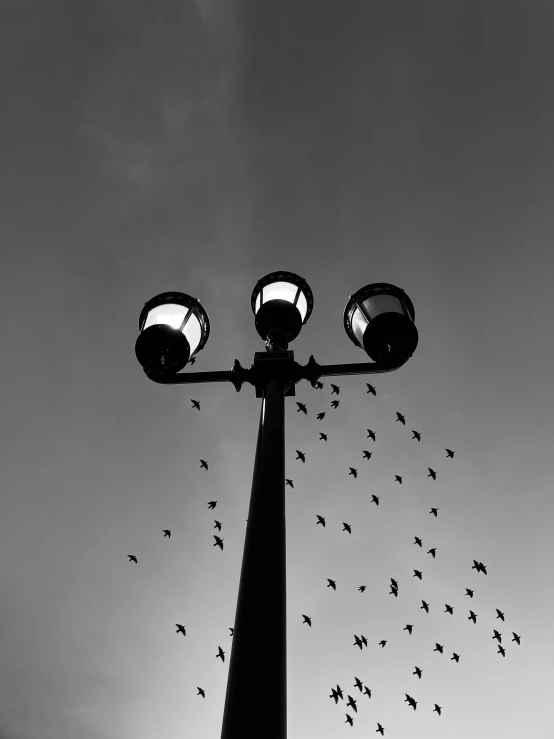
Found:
<box><xmin>251</xmin><ymin>271</ymin><xmax>313</xmax><ymax>352</ymax></box>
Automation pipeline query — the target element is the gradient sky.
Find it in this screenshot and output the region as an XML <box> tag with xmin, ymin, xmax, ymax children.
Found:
<box><xmin>2</xmin><ymin>1</ymin><xmax>554</xmax><ymax>738</ymax></box>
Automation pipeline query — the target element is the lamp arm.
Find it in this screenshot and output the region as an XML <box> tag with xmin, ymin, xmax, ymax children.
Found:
<box><xmin>294</xmin><ymin>354</ymin><xmax>408</xmax><ymax>387</ymax></box>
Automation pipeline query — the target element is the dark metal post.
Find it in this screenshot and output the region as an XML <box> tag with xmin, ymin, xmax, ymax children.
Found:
<box><xmin>221</xmin><ymin>374</ymin><xmax>287</xmax><ymax>739</ymax></box>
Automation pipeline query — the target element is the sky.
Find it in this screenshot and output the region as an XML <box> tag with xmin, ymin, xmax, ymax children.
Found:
<box><xmin>1</xmin><ymin>1</ymin><xmax>554</xmax><ymax>737</ymax></box>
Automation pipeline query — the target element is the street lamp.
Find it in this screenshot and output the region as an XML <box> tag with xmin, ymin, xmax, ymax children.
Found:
<box><xmin>135</xmin><ymin>271</ymin><xmax>418</xmax><ymax>739</ymax></box>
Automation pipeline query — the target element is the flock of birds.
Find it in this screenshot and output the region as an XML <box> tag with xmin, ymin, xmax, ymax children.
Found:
<box><xmin>126</xmin><ymin>379</ymin><xmax>522</xmax><ymax>731</ymax></box>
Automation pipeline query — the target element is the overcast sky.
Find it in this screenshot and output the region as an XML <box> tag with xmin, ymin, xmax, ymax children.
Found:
<box><xmin>2</xmin><ymin>1</ymin><xmax>554</xmax><ymax>738</ymax></box>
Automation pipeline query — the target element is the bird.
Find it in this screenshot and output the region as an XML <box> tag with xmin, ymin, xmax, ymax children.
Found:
<box><xmin>176</xmin><ymin>624</ymin><xmax>186</xmax><ymax>636</ymax></box>
<box><xmin>216</xmin><ymin>646</ymin><xmax>225</xmax><ymax>662</ymax></box>
<box><xmin>335</xmin><ymin>685</ymin><xmax>344</xmax><ymax>700</ymax></box>
<box><xmin>346</xmin><ymin>695</ymin><xmax>358</xmax><ymax>713</ymax></box>
<box><xmin>428</xmin><ymin>468</ymin><xmax>437</xmax><ymax>480</ymax></box>
<box><xmin>492</xmin><ymin>630</ymin><xmax>502</xmax><ymax>643</ymax></box>
<box><xmin>353</xmin><ymin>635</ymin><xmax>363</xmax><ymax>650</ymax></box>
<box><xmin>366</xmin><ymin>383</ymin><xmax>376</xmax><ymax>395</ymax></box>
<box><xmin>364</xmin><ymin>686</ymin><xmax>372</xmax><ymax>699</ymax></box>
<box><xmin>430</xmin><ymin>508</ymin><xmax>438</xmax><ymax>517</ymax></box>
<box><xmin>497</xmin><ymin>645</ymin><xmax>506</xmax><ymax>657</ymax></box>
<box><xmin>343</xmin><ymin>522</ymin><xmax>352</xmax><ymax>534</ymax></box>
<box><xmin>496</xmin><ymin>609</ymin><xmax>505</xmax><ymax>621</ymax></box>
<box><xmin>413</xmin><ymin>569</ymin><xmax>423</xmax><ymax>580</ymax></box>
<box><xmin>413</xmin><ymin>666</ymin><xmax>422</xmax><ymax>679</ymax></box>
<box><xmin>214</xmin><ymin>520</ymin><xmax>222</xmax><ymax>531</ymax></box>
<box><xmin>331</xmin><ymin>384</ymin><xmax>340</xmax><ymax>395</ymax></box>
<box><xmin>468</xmin><ymin>611</ymin><xmax>477</xmax><ymax>624</ymax></box>
<box><xmin>363</xmin><ymin>450</ymin><xmax>372</xmax><ymax>459</ymax></box>
<box><xmin>428</xmin><ymin>548</ymin><xmax>437</xmax><ymax>558</ymax></box>
<box><xmin>367</xmin><ymin>429</ymin><xmax>376</xmax><ymax>441</ymax></box>
<box><xmin>403</xmin><ymin>624</ymin><xmax>413</xmax><ymax>635</ymax></box>
<box><xmin>412</xmin><ymin>430</ymin><xmax>421</xmax><ymax>441</ymax></box>
<box><xmin>465</xmin><ymin>588</ymin><xmax>474</xmax><ymax>598</ymax></box>
<box><xmin>451</xmin><ymin>653</ymin><xmax>460</xmax><ymax>663</ymax></box>
<box><xmin>331</xmin><ymin>400</ymin><xmax>340</xmax><ymax>409</ymax></box>
<box><xmin>395</xmin><ymin>412</ymin><xmax>406</xmax><ymax>425</ymax></box>
<box><xmin>302</xmin><ymin>615</ymin><xmax>312</xmax><ymax>627</ymax></box>
<box><xmin>389</xmin><ymin>585</ymin><xmax>398</xmax><ymax>597</ymax></box>
<box><xmin>128</xmin><ymin>555</ymin><xmax>137</xmax><ymax>563</ymax></box>
<box><xmin>394</xmin><ymin>475</ymin><xmax>403</xmax><ymax>484</ymax></box>
<box><xmin>329</xmin><ymin>688</ymin><xmax>340</xmax><ymax>704</ymax></box>
<box><xmin>188</xmin><ymin>357</ymin><xmax>196</xmax><ymax>365</ymax></box>
<box><xmin>319</xmin><ymin>433</ymin><xmax>328</xmax><ymax>441</ymax></box>
<box><xmin>163</xmin><ymin>529</ymin><xmax>171</xmax><ymax>538</ymax></box>
<box><xmin>296</xmin><ymin>402</ymin><xmax>307</xmax><ymax>415</ymax></box>
<box><xmin>286</xmin><ymin>479</ymin><xmax>294</xmax><ymax>488</ymax></box>
<box><xmin>191</xmin><ymin>399</ymin><xmax>200</xmax><ymax>410</ymax></box>
<box><xmin>434</xmin><ymin>643</ymin><xmax>444</xmax><ymax>654</ymax></box>
<box><xmin>354</xmin><ymin>677</ymin><xmax>363</xmax><ymax>692</ymax></box>
<box><xmin>317</xmin><ymin>412</ymin><xmax>326</xmax><ymax>421</ymax></box>
<box><xmin>433</xmin><ymin>704</ymin><xmax>442</xmax><ymax>716</ymax></box>
<box><xmin>229</xmin><ymin>627</ymin><xmax>234</xmax><ymax>636</ymax></box>
<box><xmin>414</xmin><ymin>536</ymin><xmax>422</xmax><ymax>546</ymax></box>
<box><xmin>378</xmin><ymin>640</ymin><xmax>387</xmax><ymax>648</ymax></box>
<box><xmin>345</xmin><ymin>714</ymin><xmax>354</xmax><ymax>727</ymax></box>
<box><xmin>371</xmin><ymin>494</ymin><xmax>380</xmax><ymax>505</ymax></box>
<box><xmin>472</xmin><ymin>560</ymin><xmax>488</xmax><ymax>574</ymax></box>
<box><xmin>358</xmin><ymin>585</ymin><xmax>366</xmax><ymax>593</ymax></box>
<box><xmin>376</xmin><ymin>723</ymin><xmax>385</xmax><ymax>736</ymax></box>
<box><xmin>327</xmin><ymin>579</ymin><xmax>337</xmax><ymax>590</ymax></box>
<box><xmin>444</xmin><ymin>604</ymin><xmax>454</xmax><ymax>615</ymax></box>
<box><xmin>315</xmin><ymin>381</ymin><xmax>324</xmax><ymax>389</ymax></box>
<box><xmin>421</xmin><ymin>600</ymin><xmax>429</xmax><ymax>613</ymax></box>
<box><xmin>197</xmin><ymin>687</ymin><xmax>205</xmax><ymax>698</ymax></box>
<box><xmin>479</xmin><ymin>561</ymin><xmax>488</xmax><ymax>574</ymax></box>
<box><xmin>208</xmin><ymin>501</ymin><xmax>217</xmax><ymax>509</ymax></box>
<box><xmin>360</xmin><ymin>635</ymin><xmax>368</xmax><ymax>648</ymax></box>
<box><xmin>200</xmin><ymin>459</ymin><xmax>208</xmax><ymax>470</ymax></box>
<box><xmin>348</xmin><ymin>467</ymin><xmax>358</xmax><ymax>478</ymax></box>
<box><xmin>390</xmin><ymin>578</ymin><xmax>398</xmax><ymax>589</ymax></box>
<box><xmin>213</xmin><ymin>535</ymin><xmax>223</xmax><ymax>550</ymax></box>
<box><xmin>405</xmin><ymin>694</ymin><xmax>417</xmax><ymax>710</ymax></box>
<box><xmin>445</xmin><ymin>448</ymin><xmax>455</xmax><ymax>458</ymax></box>
<box><xmin>512</xmin><ymin>632</ymin><xmax>521</xmax><ymax>645</ymax></box>
<box><xmin>296</xmin><ymin>450</ymin><xmax>306</xmax><ymax>463</ymax></box>
<box><xmin>316</xmin><ymin>515</ymin><xmax>326</xmax><ymax>526</ymax></box>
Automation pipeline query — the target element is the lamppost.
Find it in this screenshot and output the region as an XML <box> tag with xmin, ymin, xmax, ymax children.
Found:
<box><xmin>134</xmin><ymin>271</ymin><xmax>418</xmax><ymax>739</ymax></box>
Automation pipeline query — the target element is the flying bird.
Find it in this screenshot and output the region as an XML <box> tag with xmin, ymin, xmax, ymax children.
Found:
<box><xmin>403</xmin><ymin>624</ymin><xmax>413</xmax><ymax>635</ymax></box>
<box><xmin>286</xmin><ymin>479</ymin><xmax>294</xmax><ymax>488</ymax></box>
<box><xmin>371</xmin><ymin>494</ymin><xmax>380</xmax><ymax>505</ymax></box>
<box><xmin>395</xmin><ymin>412</ymin><xmax>406</xmax><ymax>425</ymax></box>
<box><xmin>433</xmin><ymin>704</ymin><xmax>442</xmax><ymax>716</ymax></box>
<box><xmin>434</xmin><ymin>643</ymin><xmax>444</xmax><ymax>654</ymax></box>
<box><xmin>345</xmin><ymin>714</ymin><xmax>354</xmax><ymax>727</ymax></box>
<box><xmin>394</xmin><ymin>475</ymin><xmax>403</xmax><ymax>484</ymax></box>
<box><xmin>208</xmin><ymin>501</ymin><xmax>217</xmax><ymax>509</ymax></box>
<box><xmin>343</xmin><ymin>522</ymin><xmax>352</xmax><ymax>534</ymax></box>
<box><xmin>451</xmin><ymin>653</ymin><xmax>460</xmax><ymax>663</ymax></box>
<box><xmin>317</xmin><ymin>412</ymin><xmax>326</xmax><ymax>421</ymax></box>
<box><xmin>428</xmin><ymin>468</ymin><xmax>437</xmax><ymax>480</ymax></box>
<box><xmin>346</xmin><ymin>695</ymin><xmax>358</xmax><ymax>713</ymax></box>
<box><xmin>127</xmin><ymin>555</ymin><xmax>137</xmax><ymax>563</ymax></box>
<box><xmin>512</xmin><ymin>632</ymin><xmax>521</xmax><ymax>645</ymax></box>
<box><xmin>213</xmin><ymin>535</ymin><xmax>223</xmax><ymax>550</ymax></box>
<box><xmin>329</xmin><ymin>688</ymin><xmax>340</xmax><ymax>704</ymax></box>
<box><xmin>472</xmin><ymin>560</ymin><xmax>488</xmax><ymax>574</ymax></box>
<box><xmin>354</xmin><ymin>677</ymin><xmax>363</xmax><ymax>692</ymax></box>
<box><xmin>412</xmin><ymin>430</ymin><xmax>421</xmax><ymax>441</ymax></box>
<box><xmin>390</xmin><ymin>578</ymin><xmax>398</xmax><ymax>588</ymax></box>
<box><xmin>363</xmin><ymin>450</ymin><xmax>372</xmax><ymax>459</ymax></box>
<box><xmin>444</xmin><ymin>604</ymin><xmax>454</xmax><ymax>615</ymax></box>
<box><xmin>413</xmin><ymin>570</ymin><xmax>423</xmax><ymax>580</ymax></box>
<box><xmin>302</xmin><ymin>615</ymin><xmax>312</xmax><ymax>627</ymax></box>
<box><xmin>413</xmin><ymin>666</ymin><xmax>422</xmax><ymax>679</ymax></box>
<box><xmin>331</xmin><ymin>384</ymin><xmax>340</xmax><ymax>395</ymax></box>
<box><xmin>348</xmin><ymin>467</ymin><xmax>358</xmax><ymax>478</ymax></box>
<box><xmin>214</xmin><ymin>520</ymin><xmax>222</xmax><ymax>531</ymax></box>
<box><xmin>353</xmin><ymin>635</ymin><xmax>363</xmax><ymax>650</ymax></box>
<box><xmin>492</xmin><ymin>630</ymin><xmax>502</xmax><ymax>643</ymax></box>
<box><xmin>216</xmin><ymin>646</ymin><xmax>225</xmax><ymax>662</ymax></box>
<box><xmin>428</xmin><ymin>548</ymin><xmax>437</xmax><ymax>558</ymax></box>
<box><xmin>364</xmin><ymin>686</ymin><xmax>372</xmax><ymax>699</ymax></box>
<box><xmin>479</xmin><ymin>561</ymin><xmax>488</xmax><ymax>574</ymax></box>
<box><xmin>229</xmin><ymin>627</ymin><xmax>234</xmax><ymax>636</ymax></box>
<box><xmin>414</xmin><ymin>536</ymin><xmax>422</xmax><ymax>546</ymax></box>
<box><xmin>405</xmin><ymin>694</ymin><xmax>417</xmax><ymax>710</ymax></box>
<box><xmin>319</xmin><ymin>433</ymin><xmax>328</xmax><ymax>441</ymax></box>
<box><xmin>176</xmin><ymin>624</ymin><xmax>186</xmax><ymax>636</ymax></box>
<box><xmin>360</xmin><ymin>635</ymin><xmax>368</xmax><ymax>648</ymax></box>
<box><xmin>188</xmin><ymin>357</ymin><xmax>196</xmax><ymax>365</ymax></box>
<box><xmin>200</xmin><ymin>459</ymin><xmax>208</xmax><ymax>470</ymax></box>
<box><xmin>366</xmin><ymin>383</ymin><xmax>376</xmax><ymax>395</ymax></box>
<box><xmin>430</xmin><ymin>508</ymin><xmax>438</xmax><ymax>517</ymax></box>
<box><xmin>421</xmin><ymin>600</ymin><xmax>429</xmax><ymax>613</ymax></box>
<box><xmin>335</xmin><ymin>685</ymin><xmax>344</xmax><ymax>700</ymax></box>
<box><xmin>316</xmin><ymin>515</ymin><xmax>326</xmax><ymax>527</ymax></box>
<box><xmin>197</xmin><ymin>687</ymin><xmax>205</xmax><ymax>698</ymax></box>
<box><xmin>296</xmin><ymin>402</ymin><xmax>307</xmax><ymax>415</ymax></box>
<box><xmin>497</xmin><ymin>645</ymin><xmax>506</xmax><ymax>657</ymax></box>
<box><xmin>191</xmin><ymin>399</ymin><xmax>200</xmax><ymax>410</ymax></box>
<box><xmin>378</xmin><ymin>640</ymin><xmax>387</xmax><ymax>648</ymax></box>
<box><xmin>327</xmin><ymin>579</ymin><xmax>337</xmax><ymax>590</ymax></box>
<box><xmin>465</xmin><ymin>588</ymin><xmax>474</xmax><ymax>598</ymax></box>
<box><xmin>330</xmin><ymin>400</ymin><xmax>340</xmax><ymax>409</ymax></box>
<box><xmin>163</xmin><ymin>529</ymin><xmax>171</xmax><ymax>538</ymax></box>
<box><xmin>445</xmin><ymin>448</ymin><xmax>455</xmax><ymax>458</ymax></box>
<box><xmin>376</xmin><ymin>724</ymin><xmax>385</xmax><ymax>736</ymax></box>
<box><xmin>496</xmin><ymin>609</ymin><xmax>505</xmax><ymax>621</ymax></box>
<box><xmin>358</xmin><ymin>585</ymin><xmax>366</xmax><ymax>593</ymax></box>
<box><xmin>315</xmin><ymin>381</ymin><xmax>324</xmax><ymax>389</ymax></box>
<box><xmin>367</xmin><ymin>429</ymin><xmax>376</xmax><ymax>441</ymax></box>
<box><xmin>468</xmin><ymin>611</ymin><xmax>477</xmax><ymax>624</ymax></box>
<box><xmin>389</xmin><ymin>586</ymin><xmax>398</xmax><ymax>597</ymax></box>
<box><xmin>296</xmin><ymin>450</ymin><xmax>306</xmax><ymax>463</ymax></box>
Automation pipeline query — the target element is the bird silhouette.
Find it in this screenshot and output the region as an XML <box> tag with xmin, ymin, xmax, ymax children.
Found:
<box><xmin>191</xmin><ymin>399</ymin><xmax>200</xmax><ymax>410</ymax></box>
<box><xmin>327</xmin><ymin>579</ymin><xmax>337</xmax><ymax>590</ymax></box>
<box><xmin>378</xmin><ymin>640</ymin><xmax>387</xmax><ymax>648</ymax></box>
<box><xmin>496</xmin><ymin>609</ymin><xmax>505</xmax><ymax>621</ymax></box>
<box><xmin>216</xmin><ymin>646</ymin><xmax>225</xmax><ymax>662</ymax></box>
<box><xmin>367</xmin><ymin>429</ymin><xmax>376</xmax><ymax>441</ymax></box>
<box><xmin>229</xmin><ymin>627</ymin><xmax>234</xmax><ymax>636</ymax></box>
<box><xmin>444</xmin><ymin>604</ymin><xmax>454</xmax><ymax>615</ymax></box>
<box><xmin>390</xmin><ymin>578</ymin><xmax>398</xmax><ymax>588</ymax></box>
<box><xmin>363</xmin><ymin>450</ymin><xmax>372</xmax><ymax>459</ymax></box>
<box><xmin>497</xmin><ymin>645</ymin><xmax>506</xmax><ymax>657</ymax></box>
<box><xmin>395</xmin><ymin>412</ymin><xmax>406</xmax><ymax>425</ymax></box>
<box><xmin>451</xmin><ymin>653</ymin><xmax>460</xmax><ymax>663</ymax></box>
<box><xmin>331</xmin><ymin>384</ymin><xmax>340</xmax><ymax>395</ymax></box>
<box><xmin>445</xmin><ymin>449</ymin><xmax>455</xmax><ymax>458</ymax></box>
<box><xmin>189</xmin><ymin>357</ymin><xmax>196</xmax><ymax>365</ymax></box>
<box><xmin>348</xmin><ymin>467</ymin><xmax>358</xmax><ymax>478</ymax></box>
<box><xmin>286</xmin><ymin>479</ymin><xmax>294</xmax><ymax>488</ymax></box>
<box><xmin>354</xmin><ymin>677</ymin><xmax>363</xmax><ymax>692</ymax></box>
<box><xmin>479</xmin><ymin>561</ymin><xmax>488</xmax><ymax>574</ymax></box>
<box><xmin>465</xmin><ymin>588</ymin><xmax>474</xmax><ymax>598</ymax></box>
<box><xmin>360</xmin><ymin>635</ymin><xmax>368</xmax><ymax>648</ymax></box>
<box><xmin>376</xmin><ymin>724</ymin><xmax>385</xmax><ymax>735</ymax></box>
<box><xmin>414</xmin><ymin>536</ymin><xmax>422</xmax><ymax>546</ymax></box>
<box><xmin>330</xmin><ymin>400</ymin><xmax>340</xmax><ymax>409</ymax></box>
<box><xmin>343</xmin><ymin>522</ymin><xmax>352</xmax><ymax>534</ymax></box>
<box><xmin>353</xmin><ymin>635</ymin><xmax>363</xmax><ymax>650</ymax></box>
<box><xmin>434</xmin><ymin>643</ymin><xmax>444</xmax><ymax>654</ymax></box>
<box><xmin>335</xmin><ymin>685</ymin><xmax>344</xmax><ymax>700</ymax></box>
<box><xmin>296</xmin><ymin>402</ymin><xmax>307</xmax><ymax>415</ymax></box>
<box><xmin>358</xmin><ymin>585</ymin><xmax>366</xmax><ymax>593</ymax></box>
<box><xmin>413</xmin><ymin>666</ymin><xmax>422</xmax><ymax>679</ymax></box>
<box><xmin>366</xmin><ymin>383</ymin><xmax>377</xmax><ymax>395</ymax></box>
<box><xmin>214</xmin><ymin>520</ymin><xmax>222</xmax><ymax>531</ymax></box>
<box><xmin>346</xmin><ymin>695</ymin><xmax>358</xmax><ymax>713</ymax></box>
<box><xmin>208</xmin><ymin>501</ymin><xmax>217</xmax><ymax>509</ymax></box>
<box><xmin>213</xmin><ymin>535</ymin><xmax>223</xmax><ymax>550</ymax></box>
<box><xmin>329</xmin><ymin>688</ymin><xmax>340</xmax><ymax>704</ymax></box>
<box><xmin>433</xmin><ymin>704</ymin><xmax>442</xmax><ymax>716</ymax></box>
<box><xmin>128</xmin><ymin>555</ymin><xmax>137</xmax><ymax>563</ymax></box>
<box><xmin>405</xmin><ymin>694</ymin><xmax>417</xmax><ymax>710</ymax></box>
<box><xmin>492</xmin><ymin>630</ymin><xmax>502</xmax><ymax>643</ymax></box>
<box><xmin>302</xmin><ymin>615</ymin><xmax>312</xmax><ymax>627</ymax></box>
<box><xmin>345</xmin><ymin>714</ymin><xmax>354</xmax><ymax>727</ymax></box>
<box><xmin>389</xmin><ymin>586</ymin><xmax>398</xmax><ymax>597</ymax></box>
<box><xmin>430</xmin><ymin>508</ymin><xmax>438</xmax><ymax>517</ymax></box>
<box><xmin>428</xmin><ymin>468</ymin><xmax>437</xmax><ymax>480</ymax></box>
<box><xmin>364</xmin><ymin>686</ymin><xmax>372</xmax><ymax>698</ymax></box>
<box><xmin>412</xmin><ymin>430</ymin><xmax>421</xmax><ymax>441</ymax></box>
<box><xmin>317</xmin><ymin>412</ymin><xmax>326</xmax><ymax>421</ymax></box>
<box><xmin>315</xmin><ymin>381</ymin><xmax>324</xmax><ymax>389</ymax></box>
<box><xmin>296</xmin><ymin>450</ymin><xmax>306</xmax><ymax>462</ymax></box>
<box><xmin>403</xmin><ymin>624</ymin><xmax>413</xmax><ymax>635</ymax></box>
<box><xmin>421</xmin><ymin>600</ymin><xmax>429</xmax><ymax>613</ymax></box>
<box><xmin>472</xmin><ymin>560</ymin><xmax>488</xmax><ymax>574</ymax></box>
<box><xmin>371</xmin><ymin>495</ymin><xmax>379</xmax><ymax>505</ymax></box>
<box><xmin>413</xmin><ymin>570</ymin><xmax>423</xmax><ymax>580</ymax></box>
<box><xmin>316</xmin><ymin>515</ymin><xmax>326</xmax><ymax>527</ymax></box>
<box><xmin>200</xmin><ymin>459</ymin><xmax>208</xmax><ymax>470</ymax></box>
<box><xmin>197</xmin><ymin>687</ymin><xmax>205</xmax><ymax>698</ymax></box>
<box><xmin>428</xmin><ymin>548</ymin><xmax>437</xmax><ymax>558</ymax></box>
<box><xmin>394</xmin><ymin>475</ymin><xmax>403</xmax><ymax>484</ymax></box>
<box><xmin>163</xmin><ymin>529</ymin><xmax>171</xmax><ymax>538</ymax></box>
<box><xmin>512</xmin><ymin>632</ymin><xmax>521</xmax><ymax>645</ymax></box>
<box><xmin>176</xmin><ymin>624</ymin><xmax>186</xmax><ymax>636</ymax></box>
<box><xmin>468</xmin><ymin>610</ymin><xmax>477</xmax><ymax>624</ymax></box>
<box><xmin>319</xmin><ymin>433</ymin><xmax>328</xmax><ymax>441</ymax></box>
